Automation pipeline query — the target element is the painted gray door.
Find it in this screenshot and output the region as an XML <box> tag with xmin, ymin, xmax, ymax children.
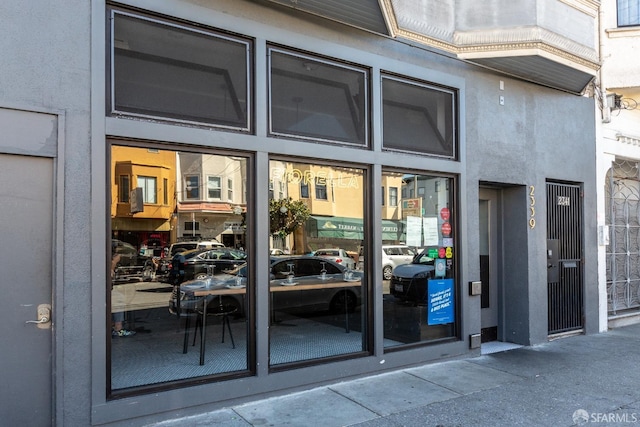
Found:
<box><xmin>0</xmin><ymin>153</ymin><xmax>53</xmax><ymax>425</ymax></box>
<box><xmin>479</xmin><ymin>188</ymin><xmax>500</xmax><ymax>342</ymax></box>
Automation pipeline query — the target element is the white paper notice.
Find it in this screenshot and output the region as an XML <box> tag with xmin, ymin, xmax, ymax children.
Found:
<box><xmin>423</xmin><ymin>217</ymin><xmax>439</xmax><ymax>246</ymax></box>
<box><xmin>405</xmin><ymin>216</ymin><xmax>422</xmax><ymax>247</ymax></box>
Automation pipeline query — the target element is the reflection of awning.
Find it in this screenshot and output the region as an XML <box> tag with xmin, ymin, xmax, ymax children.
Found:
<box><xmin>382</xmin><ymin>219</ymin><xmax>401</xmax><ymax>241</ymax></box>
<box><xmin>307</xmin><ymin>216</ymin><xmax>403</xmax><ymax>241</ymax></box>
<box><xmin>307</xmin><ymin>215</ymin><xmax>363</xmax><ymax>240</ymax></box>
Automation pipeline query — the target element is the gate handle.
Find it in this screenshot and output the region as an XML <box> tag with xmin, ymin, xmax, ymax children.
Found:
<box><xmin>26</xmin><ymin>305</ymin><xmax>51</xmax><ymax>327</ymax></box>
<box><xmin>26</xmin><ymin>316</ymin><xmax>50</xmax><ymax>324</ymax></box>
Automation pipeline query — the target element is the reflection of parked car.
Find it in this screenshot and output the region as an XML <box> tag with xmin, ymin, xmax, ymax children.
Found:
<box><xmin>112</xmin><ymin>239</ymin><xmax>155</xmax><ymax>283</ymax></box>
<box><xmin>168</xmin><ymin>248</ymin><xmax>247</xmax><ymax>282</ymax></box>
<box><xmin>381</xmin><ymin>245</ymin><xmax>416</xmax><ymax>280</ymax></box>
<box><xmin>174</xmin><ymin>256</ymin><xmax>362</xmax><ymax>316</ymax></box>
<box><xmin>314</xmin><ymin>248</ymin><xmax>356</xmax><ymax>270</ymax></box>
<box><xmin>357</xmin><ymin>245</ymin><xmax>416</xmax><ymax>280</ymax></box>
<box><xmin>383</xmin><ymin>245</ymin><xmax>417</xmax><ymax>280</ymax></box>
<box><xmin>389</xmin><ymin>249</ymin><xmax>437</xmax><ymax>303</ymax></box>
<box><xmin>169</xmin><ymin>240</ymin><xmax>224</xmax><ymax>257</ymax></box>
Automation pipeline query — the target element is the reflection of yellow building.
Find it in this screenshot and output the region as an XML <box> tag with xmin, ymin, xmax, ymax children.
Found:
<box><xmin>275</xmin><ymin>163</ymin><xmax>364</xmax><ymax>253</ymax></box>
<box><xmin>111</xmin><ymin>146</ymin><xmax>177</xmax><ymax>252</ymax></box>
<box><xmin>286</xmin><ymin>163</ymin><xmax>364</xmax><ymax>218</ymax></box>
<box><xmin>270</xmin><ymin>163</ymin><xmax>410</xmax><ymax>252</ymax></box>
<box><xmin>382</xmin><ymin>172</ymin><xmax>404</xmax><ymax>220</ymax></box>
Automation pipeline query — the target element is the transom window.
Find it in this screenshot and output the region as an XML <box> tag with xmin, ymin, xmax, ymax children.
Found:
<box><xmin>109</xmin><ymin>9</ymin><xmax>251</xmax><ymax>130</ymax></box>
<box><xmin>382</xmin><ymin>75</ymin><xmax>456</xmax><ymax>159</ymax></box>
<box><xmin>268</xmin><ymin>47</ymin><xmax>368</xmax><ymax>146</ymax></box>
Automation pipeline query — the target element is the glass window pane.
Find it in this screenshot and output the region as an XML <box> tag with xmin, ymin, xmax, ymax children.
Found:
<box><xmin>269</xmin><ymin>48</ymin><xmax>368</xmax><ymax>145</ymax></box>
<box><xmin>119</xmin><ymin>175</ymin><xmax>130</xmax><ymax>203</ymax></box>
<box><xmin>382</xmin><ymin>76</ymin><xmax>456</xmax><ymax>158</ymax></box>
<box><xmin>137</xmin><ymin>176</ymin><xmax>157</xmax><ymax>204</ymax></box>
<box><xmin>382</xmin><ymin>170</ymin><xmax>456</xmax><ymax>348</ymax></box>
<box><xmin>111</xmin><ymin>11</ymin><xmax>250</xmax><ymax>130</ymax></box>
<box><xmin>618</xmin><ymin>0</ymin><xmax>640</xmax><ymax>26</ymax></box>
<box><xmin>110</xmin><ymin>145</ymin><xmax>250</xmax><ymax>391</ymax></box>
<box><xmin>268</xmin><ymin>160</ymin><xmax>366</xmax><ymax>366</ymax></box>
<box><xmin>207</xmin><ymin>176</ymin><xmax>221</xmax><ymax>199</ymax></box>
<box><xmin>185</xmin><ymin>175</ymin><xmax>200</xmax><ymax>200</ymax></box>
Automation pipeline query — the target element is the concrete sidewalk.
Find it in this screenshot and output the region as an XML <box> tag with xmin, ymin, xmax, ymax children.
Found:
<box><xmin>147</xmin><ymin>323</ymin><xmax>640</xmax><ymax>427</ymax></box>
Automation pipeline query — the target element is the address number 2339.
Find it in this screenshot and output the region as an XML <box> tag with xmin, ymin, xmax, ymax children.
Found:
<box><xmin>529</xmin><ymin>186</ymin><xmax>536</xmax><ymax>229</ymax></box>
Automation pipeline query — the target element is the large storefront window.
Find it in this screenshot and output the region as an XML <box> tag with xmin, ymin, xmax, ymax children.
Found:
<box><xmin>268</xmin><ymin>160</ymin><xmax>368</xmax><ymax>366</ymax></box>
<box><xmin>382</xmin><ymin>170</ymin><xmax>457</xmax><ymax>348</ymax></box>
<box><xmin>109</xmin><ymin>144</ymin><xmax>250</xmax><ymax>393</ymax></box>
<box><xmin>109</xmin><ymin>9</ymin><xmax>251</xmax><ymax>131</ymax></box>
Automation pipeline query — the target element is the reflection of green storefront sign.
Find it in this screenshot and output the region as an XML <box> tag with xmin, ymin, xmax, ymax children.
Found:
<box><xmin>308</xmin><ymin>216</ymin><xmax>401</xmax><ymax>240</ymax></box>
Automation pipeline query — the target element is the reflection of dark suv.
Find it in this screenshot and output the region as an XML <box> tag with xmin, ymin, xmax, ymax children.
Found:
<box><xmin>112</xmin><ymin>239</ymin><xmax>155</xmax><ymax>283</ymax></box>
<box><xmin>169</xmin><ymin>248</ymin><xmax>247</xmax><ymax>282</ymax></box>
<box><xmin>389</xmin><ymin>249</ymin><xmax>437</xmax><ymax>304</ymax></box>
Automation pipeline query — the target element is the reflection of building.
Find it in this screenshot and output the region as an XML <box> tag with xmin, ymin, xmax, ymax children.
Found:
<box><xmin>111</xmin><ymin>146</ymin><xmax>176</xmax><ymax>255</ymax></box>
<box><xmin>175</xmin><ymin>153</ymin><xmax>246</xmax><ymax>248</ymax></box>
<box><xmin>401</xmin><ymin>175</ymin><xmax>449</xmax><ymax>218</ymax></box>
<box><xmin>280</xmin><ymin>163</ymin><xmax>365</xmax><ymax>253</ymax></box>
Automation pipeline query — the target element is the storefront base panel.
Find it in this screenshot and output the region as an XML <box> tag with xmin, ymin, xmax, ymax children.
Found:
<box><xmin>92</xmin><ymin>339</ymin><xmax>472</xmax><ymax>425</ymax></box>
<box><xmin>383</xmin><ymin>302</ymin><xmax>454</xmax><ymax>343</ymax></box>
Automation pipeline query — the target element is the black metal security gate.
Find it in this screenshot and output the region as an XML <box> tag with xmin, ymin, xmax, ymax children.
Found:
<box><xmin>546</xmin><ymin>182</ymin><xmax>584</xmax><ymax>334</ymax></box>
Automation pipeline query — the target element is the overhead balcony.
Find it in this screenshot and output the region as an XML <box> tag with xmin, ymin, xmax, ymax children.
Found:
<box><xmin>264</xmin><ymin>0</ymin><xmax>600</xmax><ymax>95</ymax></box>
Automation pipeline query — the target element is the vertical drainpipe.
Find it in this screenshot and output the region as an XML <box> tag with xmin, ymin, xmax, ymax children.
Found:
<box><xmin>599</xmin><ymin>4</ymin><xmax>612</xmax><ymax>124</ymax></box>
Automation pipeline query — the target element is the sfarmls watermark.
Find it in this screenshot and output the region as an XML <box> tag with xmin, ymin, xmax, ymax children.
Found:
<box><xmin>573</xmin><ymin>409</ymin><xmax>638</xmax><ymax>424</ymax></box>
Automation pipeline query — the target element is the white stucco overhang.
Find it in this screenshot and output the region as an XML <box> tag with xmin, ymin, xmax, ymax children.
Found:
<box><xmin>263</xmin><ymin>0</ymin><xmax>600</xmax><ymax>95</ymax></box>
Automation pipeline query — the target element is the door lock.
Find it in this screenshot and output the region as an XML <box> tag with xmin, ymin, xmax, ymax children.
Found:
<box><xmin>26</xmin><ymin>304</ymin><xmax>51</xmax><ymax>329</ymax></box>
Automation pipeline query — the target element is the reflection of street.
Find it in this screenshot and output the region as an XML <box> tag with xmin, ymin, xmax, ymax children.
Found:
<box><xmin>112</xmin><ymin>280</ymin><xmax>172</xmax><ymax>313</ymax></box>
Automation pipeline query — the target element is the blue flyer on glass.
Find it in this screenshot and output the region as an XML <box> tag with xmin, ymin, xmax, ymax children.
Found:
<box><xmin>427</xmin><ymin>278</ymin><xmax>454</xmax><ymax>325</ymax></box>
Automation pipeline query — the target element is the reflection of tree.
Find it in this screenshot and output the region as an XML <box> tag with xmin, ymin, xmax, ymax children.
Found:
<box><xmin>269</xmin><ymin>198</ymin><xmax>310</xmax><ymax>240</ymax></box>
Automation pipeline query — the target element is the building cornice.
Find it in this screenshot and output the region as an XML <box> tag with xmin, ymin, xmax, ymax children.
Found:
<box><xmin>617</xmin><ymin>133</ymin><xmax>640</xmax><ymax>146</ymax></box>
<box><xmin>558</xmin><ymin>0</ymin><xmax>600</xmax><ymax>18</ymax></box>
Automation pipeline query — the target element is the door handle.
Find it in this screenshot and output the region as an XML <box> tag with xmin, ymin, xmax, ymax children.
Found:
<box><xmin>25</xmin><ymin>304</ymin><xmax>51</xmax><ymax>329</ymax></box>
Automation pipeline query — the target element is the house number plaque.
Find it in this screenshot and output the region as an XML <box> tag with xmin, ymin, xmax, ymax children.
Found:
<box><xmin>529</xmin><ymin>185</ymin><xmax>536</xmax><ymax>229</ymax></box>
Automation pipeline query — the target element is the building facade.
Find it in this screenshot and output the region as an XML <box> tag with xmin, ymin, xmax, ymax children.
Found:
<box><xmin>596</xmin><ymin>0</ymin><xmax>640</xmax><ymax>329</ymax></box>
<box><xmin>1</xmin><ymin>1</ymin><xmax>600</xmax><ymax>425</ymax></box>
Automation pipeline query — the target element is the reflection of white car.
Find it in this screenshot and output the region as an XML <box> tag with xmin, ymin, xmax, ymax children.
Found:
<box><xmin>314</xmin><ymin>248</ymin><xmax>356</xmax><ymax>270</ymax></box>
<box><xmin>358</xmin><ymin>245</ymin><xmax>416</xmax><ymax>280</ymax></box>
<box><xmin>270</xmin><ymin>248</ymin><xmax>285</xmax><ymax>256</ymax></box>
<box><xmin>381</xmin><ymin>245</ymin><xmax>416</xmax><ymax>280</ymax></box>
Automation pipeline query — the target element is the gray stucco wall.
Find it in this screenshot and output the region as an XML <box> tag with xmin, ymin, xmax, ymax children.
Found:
<box><xmin>2</xmin><ymin>0</ymin><xmax>597</xmax><ymax>424</ymax></box>
<box><xmin>1</xmin><ymin>1</ymin><xmax>93</xmax><ymax>425</ymax></box>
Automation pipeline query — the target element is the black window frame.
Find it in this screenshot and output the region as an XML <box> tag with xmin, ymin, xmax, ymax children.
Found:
<box><xmin>381</xmin><ymin>73</ymin><xmax>458</xmax><ymax>160</ymax></box>
<box><xmin>267</xmin><ymin>45</ymin><xmax>370</xmax><ymax>147</ymax></box>
<box><xmin>107</xmin><ymin>7</ymin><xmax>253</xmax><ymax>133</ymax></box>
